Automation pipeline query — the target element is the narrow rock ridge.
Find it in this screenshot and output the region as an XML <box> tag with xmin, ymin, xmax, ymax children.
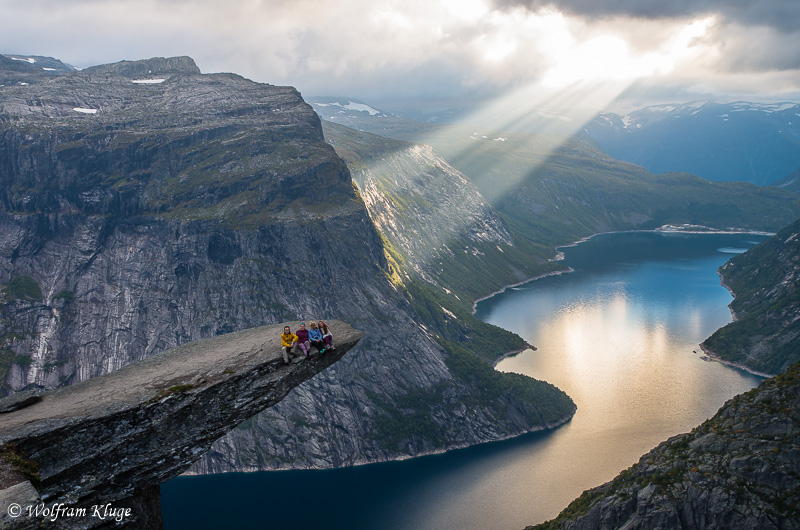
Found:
<box><xmin>0</xmin><ymin>321</ymin><xmax>363</xmax><ymax>529</ymax></box>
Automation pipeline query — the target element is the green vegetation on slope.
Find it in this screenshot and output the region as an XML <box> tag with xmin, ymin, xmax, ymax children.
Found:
<box><xmin>362</xmin><ymin>209</ymin><xmax>575</xmax><ymax>448</ymax></box>
<box><xmin>371</xmin><ymin>275</ymin><xmax>575</xmax><ymax>450</ymax></box>
<box><xmin>702</xmin><ymin>217</ymin><xmax>800</xmax><ymax>375</ymax></box>
<box><xmin>1</xmin><ymin>276</ymin><xmax>42</xmax><ymax>302</ymax></box>
<box><xmin>323</xmin><ymin>120</ymin><xmax>561</xmax><ymax>303</ymax></box>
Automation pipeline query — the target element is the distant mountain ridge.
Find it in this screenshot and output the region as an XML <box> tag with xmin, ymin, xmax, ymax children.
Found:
<box><xmin>1</xmin><ymin>53</ymin><xmax>76</xmax><ymax>73</ymax></box>
<box><xmin>310</xmin><ymin>96</ymin><xmax>800</xmax><ymax>188</ymax></box>
<box><xmin>583</xmin><ymin>101</ymin><xmax>800</xmax><ymax>186</ymax></box>
<box><xmin>309</xmin><ymin>98</ymin><xmax>800</xmax><ymax>253</ymax></box>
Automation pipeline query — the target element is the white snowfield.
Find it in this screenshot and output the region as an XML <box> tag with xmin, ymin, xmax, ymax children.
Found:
<box><xmin>10</xmin><ymin>56</ymin><xmax>35</xmax><ymax>63</ymax></box>
<box><xmin>315</xmin><ymin>101</ymin><xmax>383</xmax><ymax>116</ymax></box>
<box><xmin>73</xmin><ymin>107</ymin><xmax>98</xmax><ymax>114</ymax></box>
<box><xmin>131</xmin><ymin>78</ymin><xmax>167</xmax><ymax>84</ymax></box>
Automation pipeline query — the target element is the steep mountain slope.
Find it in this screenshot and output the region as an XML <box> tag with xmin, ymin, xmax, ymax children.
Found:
<box><xmin>0</xmin><ymin>56</ymin><xmax>575</xmax><ymax>472</ymax></box>
<box><xmin>702</xmin><ymin>218</ymin><xmax>800</xmax><ymax>376</ymax></box>
<box><xmin>420</xmin><ymin>130</ymin><xmax>800</xmax><ymax>248</ymax></box>
<box><xmin>583</xmin><ymin>101</ymin><xmax>800</xmax><ymax>186</ymax></box>
<box><xmin>530</xmin><ymin>361</ymin><xmax>800</xmax><ymax>530</ymax></box>
<box><xmin>321</xmin><ymin>121</ymin><xmax>559</xmax><ymax>303</ymax></box>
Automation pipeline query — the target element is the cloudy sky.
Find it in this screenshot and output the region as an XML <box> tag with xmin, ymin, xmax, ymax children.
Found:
<box><xmin>3</xmin><ymin>0</ymin><xmax>799</xmax><ymax>111</ymax></box>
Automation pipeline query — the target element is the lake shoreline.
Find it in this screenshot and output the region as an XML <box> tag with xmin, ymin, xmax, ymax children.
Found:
<box><xmin>470</xmin><ymin>225</ymin><xmax>774</xmax><ymax>317</ymax></box>
<box><xmin>471</xmin><ymin>268</ymin><xmax>573</xmax><ymax>314</ymax></box>
<box><xmin>491</xmin><ymin>345</ymin><xmax>536</xmax><ymax>368</ymax></box>
<box><xmin>178</xmin><ymin>405</ymin><xmax>576</xmax><ymax>475</ymax></box>
<box><xmin>699</xmin><ymin>254</ymin><xmax>775</xmax><ymax>378</ymax></box>
<box><xmin>699</xmin><ymin>344</ymin><xmax>774</xmax><ymax>378</ymax></box>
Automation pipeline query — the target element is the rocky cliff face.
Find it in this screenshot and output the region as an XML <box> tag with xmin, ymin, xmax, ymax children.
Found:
<box><xmin>0</xmin><ymin>321</ymin><xmax>364</xmax><ymax>529</ymax></box>
<box><xmin>0</xmin><ymin>56</ymin><xmax>365</xmax><ymax>392</ymax></box>
<box><xmin>702</xmin><ymin>217</ymin><xmax>800</xmax><ymax>376</ymax></box>
<box><xmin>0</xmin><ymin>55</ymin><xmax>574</xmax><ymax>473</ymax></box>
<box><xmin>531</xmin><ymin>361</ymin><xmax>800</xmax><ymax>530</ymax></box>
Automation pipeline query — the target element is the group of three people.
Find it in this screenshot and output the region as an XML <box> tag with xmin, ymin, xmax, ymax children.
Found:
<box><xmin>280</xmin><ymin>321</ymin><xmax>335</xmax><ymax>364</ymax></box>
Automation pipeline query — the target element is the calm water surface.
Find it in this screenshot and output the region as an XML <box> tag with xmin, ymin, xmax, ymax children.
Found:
<box><xmin>161</xmin><ymin>232</ymin><xmax>764</xmax><ymax>529</ymax></box>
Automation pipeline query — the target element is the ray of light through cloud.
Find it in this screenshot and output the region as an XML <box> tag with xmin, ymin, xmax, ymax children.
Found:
<box><xmin>406</xmin><ymin>10</ymin><xmax>719</xmax><ymax>208</ymax></box>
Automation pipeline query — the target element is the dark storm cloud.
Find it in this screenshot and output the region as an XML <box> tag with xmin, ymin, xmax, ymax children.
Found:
<box><xmin>492</xmin><ymin>0</ymin><xmax>800</xmax><ymax>33</ymax></box>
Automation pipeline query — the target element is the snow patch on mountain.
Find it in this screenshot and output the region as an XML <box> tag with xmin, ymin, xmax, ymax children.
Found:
<box><xmin>314</xmin><ymin>101</ymin><xmax>384</xmax><ymax>116</ymax></box>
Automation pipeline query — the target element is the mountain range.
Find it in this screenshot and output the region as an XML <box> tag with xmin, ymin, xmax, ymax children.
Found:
<box><xmin>583</xmin><ymin>101</ymin><xmax>800</xmax><ymax>187</ymax></box>
<box><xmin>312</xmin><ymin>97</ymin><xmax>800</xmax><ymax>188</ymax></box>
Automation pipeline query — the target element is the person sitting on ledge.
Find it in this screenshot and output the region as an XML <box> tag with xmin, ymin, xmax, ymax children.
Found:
<box><xmin>295</xmin><ymin>322</ymin><xmax>311</xmax><ymax>357</ymax></box>
<box><xmin>280</xmin><ymin>325</ymin><xmax>297</xmax><ymax>365</ymax></box>
<box><xmin>318</xmin><ymin>320</ymin><xmax>335</xmax><ymax>351</ymax></box>
<box><xmin>308</xmin><ymin>321</ymin><xmax>326</xmax><ymax>354</ymax></box>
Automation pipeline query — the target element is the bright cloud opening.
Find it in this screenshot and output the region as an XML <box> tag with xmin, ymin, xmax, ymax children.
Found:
<box><xmin>541</xmin><ymin>16</ymin><xmax>716</xmax><ymax>88</ymax></box>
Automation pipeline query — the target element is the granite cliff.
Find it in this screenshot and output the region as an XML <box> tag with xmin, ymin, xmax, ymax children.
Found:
<box><xmin>0</xmin><ymin>55</ymin><xmax>575</xmax><ymax>474</ymax></box>
<box><xmin>0</xmin><ymin>321</ymin><xmax>363</xmax><ymax>528</ymax></box>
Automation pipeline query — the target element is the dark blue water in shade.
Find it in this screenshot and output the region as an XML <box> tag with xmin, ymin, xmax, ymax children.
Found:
<box><xmin>161</xmin><ymin>231</ymin><xmax>766</xmax><ymax>530</ymax></box>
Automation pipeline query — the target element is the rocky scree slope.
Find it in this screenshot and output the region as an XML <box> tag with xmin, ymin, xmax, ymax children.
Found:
<box><xmin>702</xmin><ymin>217</ymin><xmax>800</xmax><ymax>376</ymax></box>
<box><xmin>530</xmin><ymin>360</ymin><xmax>800</xmax><ymax>530</ymax></box>
<box><xmin>0</xmin><ymin>56</ymin><xmax>574</xmax><ymax>471</ymax></box>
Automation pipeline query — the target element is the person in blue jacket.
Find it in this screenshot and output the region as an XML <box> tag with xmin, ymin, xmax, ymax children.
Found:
<box><xmin>308</xmin><ymin>321</ymin><xmax>326</xmax><ymax>354</ymax></box>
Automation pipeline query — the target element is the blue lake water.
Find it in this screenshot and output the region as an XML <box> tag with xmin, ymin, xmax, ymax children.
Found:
<box><xmin>161</xmin><ymin>231</ymin><xmax>765</xmax><ymax>529</ymax></box>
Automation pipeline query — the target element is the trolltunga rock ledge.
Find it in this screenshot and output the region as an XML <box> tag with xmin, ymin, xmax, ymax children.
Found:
<box><xmin>0</xmin><ymin>320</ymin><xmax>363</xmax><ymax>528</ymax></box>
